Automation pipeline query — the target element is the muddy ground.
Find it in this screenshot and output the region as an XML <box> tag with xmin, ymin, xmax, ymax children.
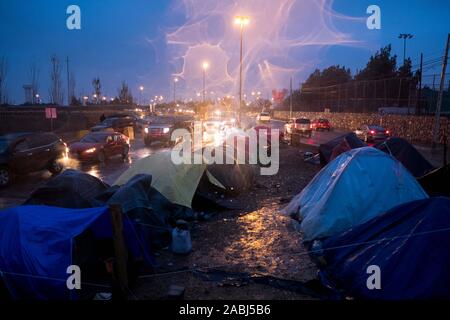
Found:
<box><xmin>132</xmin><ymin>143</ymin><xmax>321</xmax><ymax>300</ymax></box>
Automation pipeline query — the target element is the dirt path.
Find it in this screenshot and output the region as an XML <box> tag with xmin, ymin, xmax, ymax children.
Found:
<box><xmin>133</xmin><ymin>144</ymin><xmax>321</xmax><ymax>299</ymax></box>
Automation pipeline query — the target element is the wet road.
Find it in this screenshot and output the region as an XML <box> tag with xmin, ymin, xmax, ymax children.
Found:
<box><xmin>0</xmin><ymin>137</ymin><xmax>169</xmax><ymax>209</ymax></box>
<box><xmin>269</xmin><ymin>119</ymin><xmax>346</xmax><ymax>146</ymax></box>
<box><xmin>0</xmin><ymin>118</ymin><xmax>346</xmax><ymax>210</ymax></box>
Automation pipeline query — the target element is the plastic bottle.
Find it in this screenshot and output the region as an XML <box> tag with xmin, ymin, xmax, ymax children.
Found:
<box><xmin>171</xmin><ymin>220</ymin><xmax>192</xmax><ymax>254</ymax></box>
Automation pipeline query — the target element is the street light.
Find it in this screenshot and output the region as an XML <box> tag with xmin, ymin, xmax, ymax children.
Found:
<box><xmin>202</xmin><ymin>61</ymin><xmax>209</xmax><ymax>103</ymax></box>
<box><xmin>234</xmin><ymin>15</ymin><xmax>250</xmax><ymax>127</ymax></box>
<box><xmin>139</xmin><ymin>85</ymin><xmax>144</xmax><ymax>105</ymax></box>
<box><xmin>173</xmin><ymin>77</ymin><xmax>179</xmax><ymax>103</ymax></box>
<box><xmin>398</xmin><ymin>33</ymin><xmax>413</xmax><ymax>66</ymax></box>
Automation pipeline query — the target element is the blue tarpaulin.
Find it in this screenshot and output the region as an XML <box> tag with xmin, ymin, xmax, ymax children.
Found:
<box><xmin>0</xmin><ymin>205</ymin><xmax>153</xmax><ymax>300</ymax></box>
<box><xmin>320</xmin><ymin>197</ymin><xmax>450</xmax><ymax>300</ymax></box>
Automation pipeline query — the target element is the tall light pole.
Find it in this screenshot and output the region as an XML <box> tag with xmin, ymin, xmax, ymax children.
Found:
<box><xmin>139</xmin><ymin>85</ymin><xmax>144</xmax><ymax>106</ymax></box>
<box><xmin>234</xmin><ymin>16</ymin><xmax>249</xmax><ymax>127</ymax></box>
<box><xmin>202</xmin><ymin>61</ymin><xmax>209</xmax><ymax>103</ymax></box>
<box><xmin>173</xmin><ymin>77</ymin><xmax>179</xmax><ymax>103</ymax></box>
<box><xmin>66</xmin><ymin>57</ymin><xmax>70</xmax><ymax>106</ymax></box>
<box><xmin>398</xmin><ymin>33</ymin><xmax>413</xmax><ymax>66</ymax></box>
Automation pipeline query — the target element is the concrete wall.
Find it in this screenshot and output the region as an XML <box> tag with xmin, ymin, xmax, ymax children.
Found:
<box><xmin>0</xmin><ymin>105</ymin><xmax>137</xmax><ymax>135</ymax></box>
<box><xmin>274</xmin><ymin>111</ymin><xmax>450</xmax><ymax>144</ymax></box>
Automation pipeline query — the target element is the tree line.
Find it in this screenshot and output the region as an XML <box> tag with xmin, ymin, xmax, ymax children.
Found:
<box><xmin>284</xmin><ymin>45</ymin><xmax>422</xmax><ymax>113</ymax></box>
<box><xmin>0</xmin><ymin>54</ymin><xmax>135</xmax><ymax>106</ymax></box>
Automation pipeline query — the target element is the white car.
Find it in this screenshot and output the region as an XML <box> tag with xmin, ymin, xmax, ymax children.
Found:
<box><xmin>257</xmin><ymin>112</ymin><xmax>271</xmax><ymax>122</ymax></box>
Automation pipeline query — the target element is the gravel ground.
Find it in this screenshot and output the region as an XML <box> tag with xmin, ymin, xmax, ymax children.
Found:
<box><xmin>132</xmin><ymin>143</ymin><xmax>321</xmax><ymax>300</ymax></box>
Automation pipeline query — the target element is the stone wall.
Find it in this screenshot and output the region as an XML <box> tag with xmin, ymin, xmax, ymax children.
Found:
<box><xmin>273</xmin><ymin>111</ymin><xmax>450</xmax><ymax>144</ymax></box>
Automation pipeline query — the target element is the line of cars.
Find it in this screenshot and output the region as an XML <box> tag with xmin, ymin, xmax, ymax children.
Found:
<box><xmin>283</xmin><ymin>117</ymin><xmax>390</xmax><ymax>143</ymax></box>
<box><xmin>0</xmin><ymin>113</ymin><xmax>156</xmax><ymax>187</ymax></box>
<box><xmin>284</xmin><ymin>118</ymin><xmax>331</xmax><ymax>138</ymax></box>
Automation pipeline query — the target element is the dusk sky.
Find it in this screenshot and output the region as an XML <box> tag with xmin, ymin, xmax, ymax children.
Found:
<box><xmin>1</xmin><ymin>0</ymin><xmax>449</xmax><ymax>104</ymax></box>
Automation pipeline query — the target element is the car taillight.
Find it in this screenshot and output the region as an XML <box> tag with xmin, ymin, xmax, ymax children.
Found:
<box><xmin>370</xmin><ymin>130</ymin><xmax>375</xmax><ymax>134</ymax></box>
<box><xmin>386</xmin><ymin>130</ymin><xmax>390</xmax><ymax>135</ymax></box>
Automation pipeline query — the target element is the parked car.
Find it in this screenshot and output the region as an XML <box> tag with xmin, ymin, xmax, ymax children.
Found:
<box><xmin>143</xmin><ymin>116</ymin><xmax>192</xmax><ymax>147</ymax></box>
<box><xmin>284</xmin><ymin>118</ymin><xmax>312</xmax><ymax>137</ymax></box>
<box><xmin>69</xmin><ymin>132</ymin><xmax>130</xmax><ymax>163</ymax></box>
<box><xmin>0</xmin><ymin>132</ymin><xmax>66</xmax><ymax>187</ymax></box>
<box><xmin>355</xmin><ymin>124</ymin><xmax>390</xmax><ymax>142</ymax></box>
<box><xmin>91</xmin><ymin>116</ymin><xmax>135</xmax><ymax>134</ymax></box>
<box><xmin>311</xmin><ymin>118</ymin><xmax>331</xmax><ymax>131</ymax></box>
<box><xmin>257</xmin><ymin>112</ymin><xmax>271</xmax><ymax>123</ymax></box>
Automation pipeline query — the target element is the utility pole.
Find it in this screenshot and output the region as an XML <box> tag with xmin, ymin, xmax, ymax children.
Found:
<box><xmin>289</xmin><ymin>77</ymin><xmax>293</xmax><ymax>119</ymax></box>
<box><xmin>238</xmin><ymin>25</ymin><xmax>244</xmax><ymax>126</ymax></box>
<box><xmin>432</xmin><ymin>34</ymin><xmax>450</xmax><ymax>147</ymax></box>
<box><xmin>417</xmin><ymin>53</ymin><xmax>423</xmax><ymax>115</ymax></box>
<box><xmin>66</xmin><ymin>57</ymin><xmax>70</xmax><ymax>106</ymax></box>
<box><xmin>173</xmin><ymin>78</ymin><xmax>178</xmax><ymax>103</ymax></box>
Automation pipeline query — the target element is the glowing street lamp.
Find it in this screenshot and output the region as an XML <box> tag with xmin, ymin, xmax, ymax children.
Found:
<box><xmin>139</xmin><ymin>86</ymin><xmax>144</xmax><ymax>106</ymax></box>
<box><xmin>234</xmin><ymin>15</ymin><xmax>250</xmax><ymax>126</ymax></box>
<box><xmin>202</xmin><ymin>61</ymin><xmax>209</xmax><ymax>103</ymax></box>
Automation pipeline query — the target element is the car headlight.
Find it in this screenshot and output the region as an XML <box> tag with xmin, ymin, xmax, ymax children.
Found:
<box><xmin>84</xmin><ymin>147</ymin><xmax>97</xmax><ymax>154</ymax></box>
<box><xmin>144</xmin><ymin>127</ymin><xmax>149</xmax><ymax>134</ymax></box>
<box><xmin>163</xmin><ymin>127</ymin><xmax>170</xmax><ymax>134</ymax></box>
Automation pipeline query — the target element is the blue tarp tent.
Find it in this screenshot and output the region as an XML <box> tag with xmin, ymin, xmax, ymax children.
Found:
<box><xmin>0</xmin><ymin>205</ymin><xmax>153</xmax><ymax>300</ymax></box>
<box><xmin>319</xmin><ymin>197</ymin><xmax>450</xmax><ymax>300</ymax></box>
<box><xmin>282</xmin><ymin>147</ymin><xmax>428</xmax><ymax>241</ymax></box>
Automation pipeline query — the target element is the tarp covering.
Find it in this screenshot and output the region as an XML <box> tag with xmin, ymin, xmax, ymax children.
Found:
<box><xmin>375</xmin><ymin>137</ymin><xmax>434</xmax><ymax>177</ymax></box>
<box><xmin>0</xmin><ymin>205</ymin><xmax>152</xmax><ymax>300</ymax></box>
<box><xmin>24</xmin><ymin>169</ymin><xmax>109</xmax><ymax>208</ymax></box>
<box><xmin>319</xmin><ymin>197</ymin><xmax>450</xmax><ymax>300</ymax></box>
<box><xmin>96</xmin><ymin>174</ymin><xmax>194</xmax><ymax>249</ymax></box>
<box><xmin>282</xmin><ymin>147</ymin><xmax>428</xmax><ymax>241</ymax></box>
<box><xmin>319</xmin><ymin>132</ymin><xmax>366</xmax><ymax>165</ymax></box>
<box><xmin>114</xmin><ymin>151</ymin><xmax>207</xmax><ymax>208</ymax></box>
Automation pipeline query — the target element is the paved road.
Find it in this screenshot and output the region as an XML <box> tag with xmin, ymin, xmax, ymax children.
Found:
<box><xmin>0</xmin><ymin>137</ymin><xmax>169</xmax><ymax>209</ymax></box>
<box><xmin>269</xmin><ymin>119</ymin><xmax>347</xmax><ymax>146</ymax></box>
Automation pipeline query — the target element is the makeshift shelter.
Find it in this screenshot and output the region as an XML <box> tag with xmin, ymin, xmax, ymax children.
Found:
<box><xmin>282</xmin><ymin>147</ymin><xmax>428</xmax><ymax>242</ymax></box>
<box><xmin>375</xmin><ymin>137</ymin><xmax>434</xmax><ymax>177</ymax></box>
<box><xmin>319</xmin><ymin>197</ymin><xmax>450</xmax><ymax>300</ymax></box>
<box><xmin>319</xmin><ymin>132</ymin><xmax>366</xmax><ymax>165</ymax></box>
<box><xmin>24</xmin><ymin>169</ymin><xmax>109</xmax><ymax>208</ymax></box>
<box><xmin>114</xmin><ymin>151</ymin><xmax>207</xmax><ymax>208</ymax></box>
<box><xmin>0</xmin><ymin>205</ymin><xmax>153</xmax><ymax>300</ymax></box>
<box><xmin>96</xmin><ymin>174</ymin><xmax>194</xmax><ymax>249</ymax></box>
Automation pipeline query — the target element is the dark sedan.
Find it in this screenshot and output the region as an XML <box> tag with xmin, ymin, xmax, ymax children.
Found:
<box><xmin>0</xmin><ymin>132</ymin><xmax>67</xmax><ymax>187</ymax></box>
<box><xmin>355</xmin><ymin>124</ymin><xmax>390</xmax><ymax>142</ymax></box>
<box><xmin>69</xmin><ymin>132</ymin><xmax>130</xmax><ymax>163</ymax></box>
<box><xmin>91</xmin><ymin>116</ymin><xmax>135</xmax><ymax>134</ymax></box>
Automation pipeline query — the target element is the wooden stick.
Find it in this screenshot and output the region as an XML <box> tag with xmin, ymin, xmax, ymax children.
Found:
<box><xmin>109</xmin><ymin>204</ymin><xmax>128</xmax><ymax>299</ymax></box>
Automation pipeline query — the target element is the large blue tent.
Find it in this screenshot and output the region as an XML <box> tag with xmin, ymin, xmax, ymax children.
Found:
<box><xmin>282</xmin><ymin>147</ymin><xmax>428</xmax><ymax>241</ymax></box>
<box><xmin>0</xmin><ymin>205</ymin><xmax>153</xmax><ymax>300</ymax></box>
<box><xmin>319</xmin><ymin>197</ymin><xmax>450</xmax><ymax>300</ymax></box>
